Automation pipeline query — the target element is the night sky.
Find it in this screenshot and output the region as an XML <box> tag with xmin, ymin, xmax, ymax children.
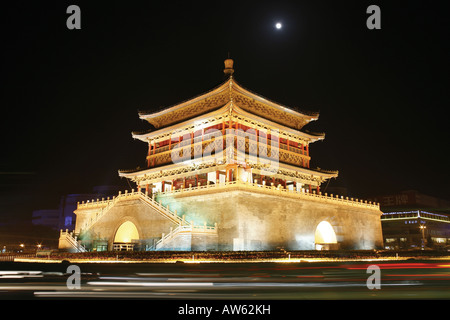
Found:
<box><xmin>0</xmin><ymin>0</ymin><xmax>449</xmax><ymax>226</ymax></box>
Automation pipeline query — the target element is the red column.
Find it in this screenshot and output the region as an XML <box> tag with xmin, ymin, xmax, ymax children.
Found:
<box><xmin>152</xmin><ymin>142</ymin><xmax>156</xmax><ymax>167</ymax></box>
<box><xmin>222</xmin><ymin>121</ymin><xmax>226</xmax><ymax>150</ymax></box>
<box><xmin>147</xmin><ymin>144</ymin><xmax>151</xmax><ymax>168</ymax></box>
<box><xmin>256</xmin><ymin>129</ymin><xmax>259</xmax><ymax>150</ymax></box>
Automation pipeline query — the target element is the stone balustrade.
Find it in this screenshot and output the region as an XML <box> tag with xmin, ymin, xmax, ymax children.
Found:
<box><xmin>77</xmin><ymin>189</ymin><xmax>191</xmax><ymax>233</ymax></box>
<box><xmin>76</xmin><ymin>179</ymin><xmax>378</xmax><ymax>235</ymax></box>
<box><xmin>155</xmin><ymin>223</ymin><xmax>218</xmax><ymax>250</ymax></box>
<box><xmin>157</xmin><ymin>179</ymin><xmax>380</xmax><ymax>210</ymax></box>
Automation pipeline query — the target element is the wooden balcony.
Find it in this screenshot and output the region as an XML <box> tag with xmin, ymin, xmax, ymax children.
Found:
<box><xmin>146</xmin><ymin>132</ymin><xmax>310</xmax><ymax>168</ymax></box>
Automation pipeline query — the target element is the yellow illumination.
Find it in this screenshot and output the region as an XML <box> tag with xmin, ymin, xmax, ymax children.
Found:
<box><xmin>114</xmin><ymin>221</ymin><xmax>139</xmax><ymax>243</ymax></box>
<box><xmin>315</xmin><ymin>221</ymin><xmax>337</xmax><ymax>244</ymax></box>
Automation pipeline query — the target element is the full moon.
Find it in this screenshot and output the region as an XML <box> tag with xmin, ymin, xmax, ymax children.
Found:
<box><xmin>275</xmin><ymin>22</ymin><xmax>282</xmax><ymax>29</ymax></box>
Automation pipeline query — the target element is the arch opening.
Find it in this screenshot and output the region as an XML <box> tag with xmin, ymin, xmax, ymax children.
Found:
<box><xmin>314</xmin><ymin>221</ymin><xmax>338</xmax><ymax>250</ymax></box>
<box><xmin>113</xmin><ymin>221</ymin><xmax>139</xmax><ymax>251</ymax></box>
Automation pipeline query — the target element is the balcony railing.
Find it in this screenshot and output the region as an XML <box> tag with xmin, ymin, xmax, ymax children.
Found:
<box><xmin>156</xmin><ymin>179</ymin><xmax>380</xmax><ymax>210</ymax></box>
<box><xmin>147</xmin><ymin>132</ymin><xmax>309</xmax><ymax>168</ymax></box>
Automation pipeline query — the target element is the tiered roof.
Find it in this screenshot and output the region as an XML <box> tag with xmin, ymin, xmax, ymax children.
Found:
<box><xmin>137</xmin><ymin>63</ymin><xmax>320</xmax><ymax>132</ymax></box>
<box><xmin>119</xmin><ymin>58</ymin><xmax>338</xmax><ymax>182</ymax></box>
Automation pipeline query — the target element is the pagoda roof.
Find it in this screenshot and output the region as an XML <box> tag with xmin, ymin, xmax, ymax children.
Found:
<box><xmin>138</xmin><ymin>76</ymin><xmax>319</xmax><ymax>131</ymax></box>
<box><xmin>118</xmin><ymin>161</ymin><xmax>337</xmax><ymax>181</ymax></box>
<box><xmin>132</xmin><ymin>101</ymin><xmax>325</xmax><ymax>143</ymax></box>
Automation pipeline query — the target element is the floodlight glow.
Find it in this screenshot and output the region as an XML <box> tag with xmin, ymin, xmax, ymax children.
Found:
<box><xmin>315</xmin><ymin>221</ymin><xmax>337</xmax><ymax>244</ymax></box>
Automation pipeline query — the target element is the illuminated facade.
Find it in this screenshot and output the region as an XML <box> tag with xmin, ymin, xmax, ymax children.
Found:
<box><xmin>381</xmin><ymin>211</ymin><xmax>450</xmax><ymax>250</ymax></box>
<box><xmin>59</xmin><ymin>58</ymin><xmax>383</xmax><ymax>252</ymax></box>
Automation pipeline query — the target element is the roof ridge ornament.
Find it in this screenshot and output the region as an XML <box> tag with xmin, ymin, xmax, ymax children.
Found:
<box><xmin>223</xmin><ymin>56</ymin><xmax>234</xmax><ymax>76</ymax></box>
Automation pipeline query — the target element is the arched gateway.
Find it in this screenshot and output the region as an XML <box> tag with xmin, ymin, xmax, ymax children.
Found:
<box><xmin>113</xmin><ymin>221</ymin><xmax>139</xmax><ymax>251</ymax></box>
<box><xmin>314</xmin><ymin>221</ymin><xmax>338</xmax><ymax>250</ymax></box>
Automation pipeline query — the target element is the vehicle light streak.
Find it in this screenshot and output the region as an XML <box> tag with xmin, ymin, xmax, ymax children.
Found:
<box><xmin>346</xmin><ymin>263</ymin><xmax>450</xmax><ymax>270</ymax></box>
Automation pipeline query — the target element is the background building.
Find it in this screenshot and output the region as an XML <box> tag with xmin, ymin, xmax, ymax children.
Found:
<box><xmin>57</xmin><ymin>185</ymin><xmax>123</xmax><ymax>231</ymax></box>
<box><xmin>368</xmin><ymin>190</ymin><xmax>450</xmax><ymax>250</ymax></box>
<box><xmin>32</xmin><ymin>209</ymin><xmax>59</xmax><ymax>230</ymax></box>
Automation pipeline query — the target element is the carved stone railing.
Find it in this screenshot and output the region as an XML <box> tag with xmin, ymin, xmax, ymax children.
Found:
<box><xmin>155</xmin><ymin>223</ymin><xmax>217</xmax><ymax>250</ymax></box>
<box><xmin>77</xmin><ymin>189</ymin><xmax>187</xmax><ymax>233</ymax></box>
<box><xmin>59</xmin><ymin>229</ymin><xmax>87</xmax><ymax>252</ymax></box>
<box><xmin>157</xmin><ymin>179</ymin><xmax>380</xmax><ymax>210</ymax></box>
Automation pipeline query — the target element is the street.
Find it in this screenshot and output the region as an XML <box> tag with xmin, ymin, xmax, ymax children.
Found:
<box><xmin>1</xmin><ymin>259</ymin><xmax>449</xmax><ymax>300</ymax></box>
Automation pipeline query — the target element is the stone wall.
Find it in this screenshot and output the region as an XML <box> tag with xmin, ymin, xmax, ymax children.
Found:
<box><xmin>156</xmin><ymin>232</ymin><xmax>218</xmax><ymax>251</ymax></box>
<box><xmin>75</xmin><ymin>199</ymin><xmax>178</xmax><ymax>250</ymax></box>
<box><xmin>73</xmin><ymin>188</ymin><xmax>383</xmax><ymax>251</ymax></box>
<box><xmin>158</xmin><ymin>189</ymin><xmax>383</xmax><ymax>250</ymax></box>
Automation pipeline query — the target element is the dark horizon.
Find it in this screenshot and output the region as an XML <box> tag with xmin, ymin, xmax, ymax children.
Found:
<box><xmin>1</xmin><ymin>0</ymin><xmax>449</xmax><ymax>226</ymax></box>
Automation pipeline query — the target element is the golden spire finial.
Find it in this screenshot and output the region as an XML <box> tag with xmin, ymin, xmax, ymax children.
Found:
<box><xmin>223</xmin><ymin>54</ymin><xmax>234</xmax><ymax>76</ymax></box>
